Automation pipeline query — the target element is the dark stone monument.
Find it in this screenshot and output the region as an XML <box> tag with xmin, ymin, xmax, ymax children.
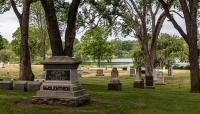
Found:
<box><xmin>96</xmin><ymin>69</ymin><xmax>104</xmax><ymax>76</ymax></box>
<box><xmin>0</xmin><ymin>81</ymin><xmax>13</xmax><ymax>90</ymax></box>
<box><xmin>108</xmin><ymin>68</ymin><xmax>122</xmax><ymax>91</ymax></box>
<box><xmin>32</xmin><ymin>56</ymin><xmax>90</xmax><ymax>107</ymax></box>
<box><xmin>129</xmin><ymin>67</ymin><xmax>136</xmax><ymax>77</ymax></box>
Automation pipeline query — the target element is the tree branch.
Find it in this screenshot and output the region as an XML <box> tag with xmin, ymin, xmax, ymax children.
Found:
<box><xmin>10</xmin><ymin>0</ymin><xmax>22</xmax><ymax>21</ymax></box>
<box><xmin>158</xmin><ymin>0</ymin><xmax>189</xmax><ymax>44</ymax></box>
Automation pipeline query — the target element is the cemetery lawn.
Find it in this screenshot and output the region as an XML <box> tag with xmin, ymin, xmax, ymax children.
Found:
<box><xmin>0</xmin><ymin>69</ymin><xmax>200</xmax><ymax>114</ymax></box>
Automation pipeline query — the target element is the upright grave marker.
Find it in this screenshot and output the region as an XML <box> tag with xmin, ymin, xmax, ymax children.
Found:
<box><xmin>133</xmin><ymin>68</ymin><xmax>144</xmax><ymax>89</ymax></box>
<box><xmin>156</xmin><ymin>71</ymin><xmax>165</xmax><ymax>85</ymax></box>
<box><xmin>129</xmin><ymin>67</ymin><xmax>136</xmax><ymax>77</ymax></box>
<box><xmin>108</xmin><ymin>68</ymin><xmax>122</xmax><ymax>91</ymax></box>
<box><xmin>32</xmin><ymin>56</ymin><xmax>90</xmax><ymax>106</ymax></box>
<box><xmin>96</xmin><ymin>69</ymin><xmax>104</xmax><ymax>76</ymax></box>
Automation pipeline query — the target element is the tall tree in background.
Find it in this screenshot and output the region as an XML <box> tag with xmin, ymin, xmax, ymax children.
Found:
<box><xmin>80</xmin><ymin>27</ymin><xmax>112</xmax><ymax>67</ymax></box>
<box><xmin>10</xmin><ymin>0</ymin><xmax>34</xmax><ymax>80</ymax></box>
<box><xmin>88</xmin><ymin>0</ymin><xmax>168</xmax><ymax>88</ymax></box>
<box><xmin>159</xmin><ymin>0</ymin><xmax>200</xmax><ymax>92</ymax></box>
<box><xmin>30</xmin><ymin>1</ymin><xmax>48</xmax><ymax>60</ymax></box>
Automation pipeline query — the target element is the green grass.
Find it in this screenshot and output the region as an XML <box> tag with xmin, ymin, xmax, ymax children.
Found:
<box><xmin>0</xmin><ymin>69</ymin><xmax>200</xmax><ymax>114</ymax></box>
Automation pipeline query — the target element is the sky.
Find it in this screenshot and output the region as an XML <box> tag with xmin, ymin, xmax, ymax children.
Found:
<box><xmin>0</xmin><ymin>8</ymin><xmax>183</xmax><ymax>42</ymax></box>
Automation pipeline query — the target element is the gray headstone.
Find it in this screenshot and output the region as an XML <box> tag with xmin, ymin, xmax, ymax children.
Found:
<box><xmin>14</xmin><ymin>81</ymin><xmax>28</xmax><ymax>91</ymax></box>
<box><xmin>108</xmin><ymin>68</ymin><xmax>121</xmax><ymax>90</ymax></box>
<box><xmin>0</xmin><ymin>81</ymin><xmax>13</xmax><ymax>90</ymax></box>
<box><xmin>28</xmin><ymin>82</ymin><xmax>42</xmax><ymax>92</ymax></box>
<box><xmin>153</xmin><ymin>69</ymin><xmax>157</xmax><ymax>81</ymax></box>
<box><xmin>110</xmin><ymin>68</ymin><xmax>120</xmax><ymax>83</ymax></box>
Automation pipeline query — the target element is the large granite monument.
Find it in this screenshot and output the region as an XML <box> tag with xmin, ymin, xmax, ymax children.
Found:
<box><xmin>32</xmin><ymin>56</ymin><xmax>90</xmax><ymax>107</ymax></box>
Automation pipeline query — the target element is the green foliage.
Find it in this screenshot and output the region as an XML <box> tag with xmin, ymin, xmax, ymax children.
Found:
<box><xmin>0</xmin><ymin>49</ymin><xmax>14</xmax><ymax>63</ymax></box>
<box><xmin>111</xmin><ymin>39</ymin><xmax>135</xmax><ymax>58</ymax></box>
<box><xmin>0</xmin><ymin>34</ymin><xmax>8</xmax><ymax>50</ymax></box>
<box><xmin>0</xmin><ymin>0</ymin><xmax>23</xmax><ymax>14</ymax></box>
<box><xmin>130</xmin><ymin>42</ymin><xmax>143</xmax><ymax>68</ymax></box>
<box><xmin>156</xmin><ymin>34</ymin><xmax>188</xmax><ymax>66</ymax></box>
<box><xmin>0</xmin><ymin>0</ymin><xmax>11</xmax><ymax>14</ymax></box>
<box><xmin>11</xmin><ymin>27</ymin><xmax>50</xmax><ymax>63</ymax></box>
<box><xmin>79</xmin><ymin>27</ymin><xmax>112</xmax><ymax>67</ymax></box>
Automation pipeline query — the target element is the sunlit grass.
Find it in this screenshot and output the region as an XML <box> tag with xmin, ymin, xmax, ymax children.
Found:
<box><xmin>0</xmin><ymin>65</ymin><xmax>199</xmax><ymax>114</ymax></box>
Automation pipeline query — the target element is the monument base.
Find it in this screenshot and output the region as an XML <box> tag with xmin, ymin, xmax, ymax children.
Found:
<box><xmin>108</xmin><ymin>83</ymin><xmax>122</xmax><ymax>91</ymax></box>
<box><xmin>145</xmin><ymin>76</ymin><xmax>155</xmax><ymax>89</ymax></box>
<box><xmin>32</xmin><ymin>95</ymin><xmax>90</xmax><ymax>107</ymax></box>
<box><xmin>133</xmin><ymin>80</ymin><xmax>144</xmax><ymax>89</ymax></box>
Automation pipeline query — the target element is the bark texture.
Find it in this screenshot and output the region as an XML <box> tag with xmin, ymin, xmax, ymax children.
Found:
<box><xmin>159</xmin><ymin>0</ymin><xmax>200</xmax><ymax>92</ymax></box>
<box><xmin>64</xmin><ymin>0</ymin><xmax>81</xmax><ymax>56</ymax></box>
<box><xmin>11</xmin><ymin>0</ymin><xmax>34</xmax><ymax>80</ymax></box>
<box><xmin>40</xmin><ymin>0</ymin><xmax>64</xmax><ymax>56</ymax></box>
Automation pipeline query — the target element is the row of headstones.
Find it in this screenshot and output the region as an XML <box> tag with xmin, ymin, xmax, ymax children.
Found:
<box><xmin>106</xmin><ymin>67</ymin><xmax>165</xmax><ymax>90</ymax></box>
<box><xmin>96</xmin><ymin>68</ymin><xmax>165</xmax><ymax>84</ymax></box>
<box><xmin>0</xmin><ymin>81</ymin><xmax>42</xmax><ymax>92</ymax></box>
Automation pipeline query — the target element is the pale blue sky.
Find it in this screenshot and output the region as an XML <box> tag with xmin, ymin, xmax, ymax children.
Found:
<box><xmin>0</xmin><ymin>8</ymin><xmax>182</xmax><ymax>42</ymax></box>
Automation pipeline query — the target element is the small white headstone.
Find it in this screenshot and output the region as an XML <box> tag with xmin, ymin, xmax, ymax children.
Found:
<box><xmin>156</xmin><ymin>71</ymin><xmax>165</xmax><ymax>85</ymax></box>
<box><xmin>0</xmin><ymin>62</ymin><xmax>4</xmax><ymax>68</ymax></box>
<box><xmin>153</xmin><ymin>69</ymin><xmax>157</xmax><ymax>81</ymax></box>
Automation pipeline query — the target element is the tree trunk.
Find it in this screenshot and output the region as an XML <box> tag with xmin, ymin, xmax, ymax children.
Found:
<box><xmin>40</xmin><ymin>0</ymin><xmax>64</xmax><ymax>56</ymax></box>
<box><xmin>64</xmin><ymin>0</ymin><xmax>81</xmax><ymax>56</ymax></box>
<box><xmin>19</xmin><ymin>0</ymin><xmax>34</xmax><ymax>80</ymax></box>
<box><xmin>144</xmin><ymin>53</ymin><xmax>154</xmax><ymax>88</ymax></box>
<box><xmin>168</xmin><ymin>65</ymin><xmax>172</xmax><ymax>76</ymax></box>
<box><xmin>159</xmin><ymin>0</ymin><xmax>200</xmax><ymax>93</ymax></box>
<box><xmin>188</xmin><ymin>40</ymin><xmax>200</xmax><ymax>92</ymax></box>
<box><xmin>98</xmin><ymin>56</ymin><xmax>101</xmax><ymax>68</ymax></box>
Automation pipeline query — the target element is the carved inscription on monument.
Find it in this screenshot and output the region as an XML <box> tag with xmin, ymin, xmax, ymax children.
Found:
<box><xmin>46</xmin><ymin>70</ymin><xmax>70</xmax><ymax>80</ymax></box>
<box><xmin>43</xmin><ymin>85</ymin><xmax>70</xmax><ymax>91</ymax></box>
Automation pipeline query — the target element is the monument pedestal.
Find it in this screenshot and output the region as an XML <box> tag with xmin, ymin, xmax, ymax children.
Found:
<box><xmin>108</xmin><ymin>83</ymin><xmax>122</xmax><ymax>91</ymax></box>
<box><xmin>145</xmin><ymin>76</ymin><xmax>155</xmax><ymax>89</ymax></box>
<box><xmin>134</xmin><ymin>80</ymin><xmax>144</xmax><ymax>89</ymax></box>
<box><xmin>32</xmin><ymin>56</ymin><xmax>90</xmax><ymax>107</ymax></box>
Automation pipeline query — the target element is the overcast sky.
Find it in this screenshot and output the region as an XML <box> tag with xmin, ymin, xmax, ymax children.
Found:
<box><xmin>0</xmin><ymin>8</ymin><xmax>182</xmax><ymax>42</ymax></box>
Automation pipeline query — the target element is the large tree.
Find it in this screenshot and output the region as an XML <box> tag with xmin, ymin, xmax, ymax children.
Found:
<box><xmin>159</xmin><ymin>0</ymin><xmax>200</xmax><ymax>92</ymax></box>
<box><xmin>88</xmin><ymin>0</ymin><xmax>168</xmax><ymax>88</ymax></box>
<box><xmin>10</xmin><ymin>0</ymin><xmax>34</xmax><ymax>80</ymax></box>
<box><xmin>40</xmin><ymin>0</ymin><xmax>81</xmax><ymax>56</ymax></box>
<box><xmin>80</xmin><ymin>27</ymin><xmax>112</xmax><ymax>67</ymax></box>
